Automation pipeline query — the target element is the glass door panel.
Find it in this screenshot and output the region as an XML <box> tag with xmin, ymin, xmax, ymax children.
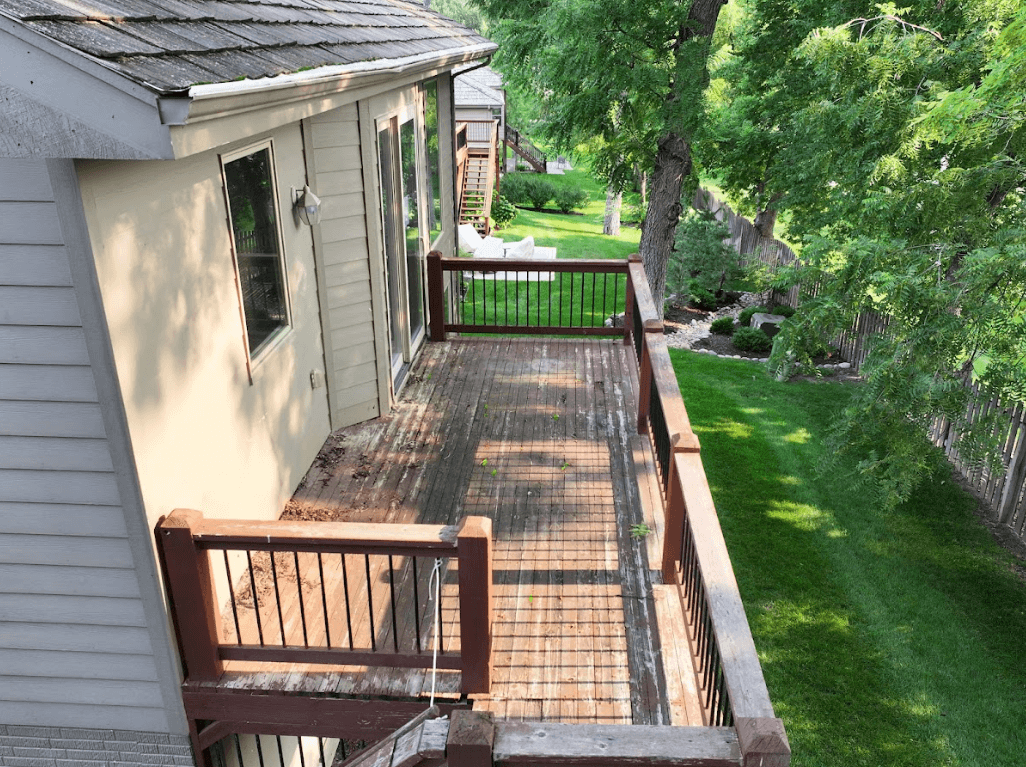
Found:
<box><xmin>399</xmin><ymin>117</ymin><xmax>424</xmax><ymax>345</ymax></box>
<box><xmin>378</xmin><ymin>122</ymin><xmax>405</xmax><ymax>380</ymax></box>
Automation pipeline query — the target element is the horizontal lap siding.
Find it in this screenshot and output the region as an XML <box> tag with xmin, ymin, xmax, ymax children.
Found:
<box><xmin>0</xmin><ymin>159</ymin><xmax>167</xmax><ymax>731</ymax></box>
<box><xmin>310</xmin><ymin>106</ymin><xmax>380</xmax><ymax>429</ymax></box>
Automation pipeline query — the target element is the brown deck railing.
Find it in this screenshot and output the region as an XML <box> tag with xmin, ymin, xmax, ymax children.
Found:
<box><xmin>460</xmin><ymin>119</ymin><xmax>499</xmax><ymax>146</ymax></box>
<box><xmin>156</xmin><ymin>510</ymin><xmax>493</xmax><ymax>694</ymax></box>
<box><xmin>426</xmin><ymin>252</ymin><xmax>628</xmax><ymax>339</ymax></box>
<box><xmin>622</xmin><ymin>256</ymin><xmax>791</xmax><ymax>765</ymax></box>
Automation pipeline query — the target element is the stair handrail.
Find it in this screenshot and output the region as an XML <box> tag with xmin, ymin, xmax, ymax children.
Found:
<box><xmin>504</xmin><ymin>125</ymin><xmax>547</xmax><ymax>172</ymax></box>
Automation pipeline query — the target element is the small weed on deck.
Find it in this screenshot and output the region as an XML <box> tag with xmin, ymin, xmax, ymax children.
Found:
<box><xmin>670</xmin><ymin>350</ymin><xmax>1026</xmax><ymax>767</ymax></box>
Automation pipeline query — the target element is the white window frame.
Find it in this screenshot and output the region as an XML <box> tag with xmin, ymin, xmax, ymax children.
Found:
<box><xmin>219</xmin><ymin>139</ymin><xmax>293</xmax><ymax>377</ymax></box>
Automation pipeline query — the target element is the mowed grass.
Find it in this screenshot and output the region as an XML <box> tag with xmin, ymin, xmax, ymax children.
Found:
<box><xmin>496</xmin><ymin>167</ymin><xmax>641</xmax><ymax>259</ymax></box>
<box><xmin>458</xmin><ymin>167</ymin><xmax>640</xmax><ymax>327</ymax></box>
<box><xmin>669</xmin><ymin>350</ymin><xmax>1026</xmax><ymax>767</ymax></box>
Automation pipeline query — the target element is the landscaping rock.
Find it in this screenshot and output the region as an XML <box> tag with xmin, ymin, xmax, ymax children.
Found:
<box><xmin>750</xmin><ymin>312</ymin><xmax>787</xmax><ymax>338</ymax></box>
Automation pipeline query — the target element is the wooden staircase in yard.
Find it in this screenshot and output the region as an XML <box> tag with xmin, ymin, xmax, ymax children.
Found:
<box><xmin>459</xmin><ymin>148</ymin><xmax>494</xmax><ymax>235</ymax></box>
<box><xmin>504</xmin><ymin>125</ymin><xmax>547</xmax><ymax>173</ymax></box>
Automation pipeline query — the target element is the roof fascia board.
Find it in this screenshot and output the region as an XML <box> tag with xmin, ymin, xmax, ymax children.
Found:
<box><xmin>0</xmin><ymin>18</ymin><xmax>175</xmax><ymax>159</ymax></box>
<box><xmin>170</xmin><ymin>45</ymin><xmax>495</xmax><ymax>159</ymax></box>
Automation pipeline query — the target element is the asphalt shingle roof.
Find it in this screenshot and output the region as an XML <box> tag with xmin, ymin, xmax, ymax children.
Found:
<box><xmin>0</xmin><ymin>0</ymin><xmax>494</xmax><ymax>93</ymax></box>
<box><xmin>454</xmin><ymin>65</ymin><xmax>502</xmax><ymax>107</ymax></box>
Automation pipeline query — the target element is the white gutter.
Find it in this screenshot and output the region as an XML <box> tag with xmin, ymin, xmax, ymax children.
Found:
<box><xmin>188</xmin><ymin>42</ymin><xmax>497</xmax><ymax>101</ymax></box>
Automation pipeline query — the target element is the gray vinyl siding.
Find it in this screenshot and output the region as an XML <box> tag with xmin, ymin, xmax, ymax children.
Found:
<box><xmin>0</xmin><ymin>159</ymin><xmax>169</xmax><ymax>732</ymax></box>
<box><xmin>308</xmin><ymin>104</ymin><xmax>381</xmax><ymax>429</ymax></box>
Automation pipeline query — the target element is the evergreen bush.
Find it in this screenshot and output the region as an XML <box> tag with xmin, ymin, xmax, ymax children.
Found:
<box><xmin>732</xmin><ymin>326</ymin><xmax>774</xmax><ymax>353</ymax></box>
<box><xmin>738</xmin><ymin>306</ymin><xmax>769</xmax><ymax>327</ymax></box>
<box><xmin>710</xmin><ymin>316</ymin><xmax>736</xmax><ymax>335</ymax></box>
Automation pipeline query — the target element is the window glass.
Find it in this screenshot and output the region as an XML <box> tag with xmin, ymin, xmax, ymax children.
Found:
<box><xmin>424</xmin><ymin>80</ymin><xmax>442</xmax><ymax>246</ymax></box>
<box><xmin>223</xmin><ymin>147</ymin><xmax>289</xmax><ymax>356</ymax></box>
<box><xmin>400</xmin><ymin>117</ymin><xmax>424</xmax><ymax>339</ymax></box>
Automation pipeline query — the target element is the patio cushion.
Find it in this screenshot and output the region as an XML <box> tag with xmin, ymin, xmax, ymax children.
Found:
<box><xmin>503</xmin><ymin>235</ymin><xmax>535</xmax><ymax>260</ymax></box>
<box><xmin>458</xmin><ymin>223</ymin><xmax>485</xmax><ymax>253</ymax></box>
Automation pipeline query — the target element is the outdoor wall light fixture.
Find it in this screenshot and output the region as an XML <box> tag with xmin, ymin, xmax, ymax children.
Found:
<box><xmin>292</xmin><ymin>185</ymin><xmax>322</xmax><ymax>226</ymax></box>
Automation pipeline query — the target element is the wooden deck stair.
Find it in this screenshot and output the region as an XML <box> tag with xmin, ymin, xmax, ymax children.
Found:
<box><xmin>459</xmin><ymin>149</ymin><xmax>494</xmax><ymax>234</ymax></box>
<box><xmin>504</xmin><ymin>125</ymin><xmax>547</xmax><ymax>173</ymax></box>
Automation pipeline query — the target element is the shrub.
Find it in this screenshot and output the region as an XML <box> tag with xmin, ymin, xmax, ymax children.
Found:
<box><xmin>524</xmin><ymin>177</ymin><xmax>557</xmax><ymax>209</ymax></box>
<box><xmin>499</xmin><ymin>174</ymin><xmax>529</xmax><ymax>206</ymax></box>
<box><xmin>621</xmin><ymin>201</ymin><xmax>646</xmax><ymax>226</ymax></box>
<box><xmin>710</xmin><ymin>317</ymin><xmax>736</xmax><ymax>336</ymax></box>
<box><xmin>688</xmin><ymin>282</ymin><xmax>718</xmax><ymax>311</ymax></box>
<box><xmin>770</xmin><ymin>304</ymin><xmax>796</xmax><ymax>318</ymax></box>
<box><xmin>732</xmin><ymin>326</ymin><xmax>774</xmax><ymax>353</ymax></box>
<box><xmin>553</xmin><ymin>185</ymin><xmax>589</xmax><ymax>213</ymax></box>
<box><xmin>738</xmin><ymin>306</ymin><xmax>768</xmax><ymax>327</ymax></box>
<box><xmin>491</xmin><ymin>194</ymin><xmax>517</xmax><ymax>229</ymax></box>
<box><xmin>667</xmin><ymin>209</ymin><xmax>747</xmax><ymax>298</ymax></box>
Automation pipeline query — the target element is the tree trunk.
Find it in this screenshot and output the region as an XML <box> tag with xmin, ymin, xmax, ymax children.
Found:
<box><xmin>603</xmin><ymin>187</ymin><xmax>622</xmax><ymax>236</ymax></box>
<box><xmin>753</xmin><ymin>205</ymin><xmax>778</xmax><ymax>239</ymax></box>
<box><xmin>640</xmin><ymin>133</ymin><xmax>692</xmax><ymax>315</ymax></box>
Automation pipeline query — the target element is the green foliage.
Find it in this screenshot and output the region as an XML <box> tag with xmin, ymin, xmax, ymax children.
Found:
<box><xmin>430</xmin><ymin>0</ymin><xmax>487</xmax><ymax>34</ymax></box>
<box><xmin>732</xmin><ymin>326</ymin><xmax>773</xmax><ymax>353</ymax></box>
<box><xmin>770</xmin><ymin>304</ymin><xmax>796</xmax><ymax>319</ymax></box>
<box><xmin>490</xmin><ymin>193</ymin><xmax>517</xmax><ymax>229</ymax></box>
<box><xmin>668</xmin><ymin>209</ymin><xmax>746</xmax><ymax>300</ymax></box>
<box><xmin>502</xmin><ymin>174</ymin><xmax>557</xmax><ymax>210</ymax></box>
<box><xmin>688</xmin><ymin>282</ymin><xmax>718</xmax><ymax>311</ymax></box>
<box><xmin>738</xmin><ymin>306</ymin><xmax>768</xmax><ymax>327</ymax></box>
<box><xmin>712</xmin><ymin>0</ymin><xmax>1026</xmax><ymax>503</ymax></box>
<box><xmin>553</xmin><ymin>185</ymin><xmax>589</xmax><ymax>213</ymax></box>
<box><xmin>710</xmin><ymin>316</ymin><xmax>736</xmax><ymax>335</ymax></box>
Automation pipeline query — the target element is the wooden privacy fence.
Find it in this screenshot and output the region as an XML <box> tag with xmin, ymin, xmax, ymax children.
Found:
<box><xmin>156</xmin><ymin>510</ymin><xmax>494</xmax><ymax>694</ymax></box>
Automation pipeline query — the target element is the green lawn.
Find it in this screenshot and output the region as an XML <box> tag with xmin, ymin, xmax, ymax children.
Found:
<box><xmin>670</xmin><ymin>350</ymin><xmax>1026</xmax><ymax>767</ymax></box>
<box><xmin>495</xmin><ymin>168</ymin><xmax>641</xmax><ymax>259</ymax></box>
<box><xmin>457</xmin><ymin>168</ymin><xmax>640</xmax><ymax>327</ymax></box>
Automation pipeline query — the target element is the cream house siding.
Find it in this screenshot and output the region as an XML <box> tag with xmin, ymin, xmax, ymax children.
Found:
<box><xmin>306</xmin><ymin>103</ymin><xmax>383</xmax><ymax>429</ymax></box>
<box><xmin>76</xmin><ymin>123</ymin><xmax>332</xmax><ymax>534</ymax></box>
<box><xmin>0</xmin><ymin>158</ymin><xmax>170</xmax><ymax>731</ymax></box>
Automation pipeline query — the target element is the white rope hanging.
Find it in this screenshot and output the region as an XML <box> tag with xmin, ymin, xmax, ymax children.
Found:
<box><xmin>428</xmin><ymin>557</ymin><xmax>443</xmax><ymax>708</ymax></box>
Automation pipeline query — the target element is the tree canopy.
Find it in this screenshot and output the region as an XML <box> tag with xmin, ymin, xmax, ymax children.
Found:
<box><xmin>701</xmin><ymin>0</ymin><xmax>1026</xmax><ymax>503</ymax></box>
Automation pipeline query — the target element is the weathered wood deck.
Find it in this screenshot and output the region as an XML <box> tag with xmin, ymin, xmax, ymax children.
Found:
<box><xmin>203</xmin><ymin>338</ymin><xmax>702</xmax><ymax>726</ymax></box>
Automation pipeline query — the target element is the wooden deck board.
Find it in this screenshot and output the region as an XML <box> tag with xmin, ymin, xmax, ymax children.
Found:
<box><xmin>208</xmin><ymin>338</ymin><xmax>698</xmax><ymax>725</ymax></box>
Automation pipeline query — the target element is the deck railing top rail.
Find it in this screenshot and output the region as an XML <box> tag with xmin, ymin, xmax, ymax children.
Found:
<box><xmin>624</xmin><ymin>256</ymin><xmax>790</xmax><ymax>765</ymax></box>
<box><xmin>156</xmin><ymin>509</ymin><xmax>493</xmax><ymax>695</ymax></box>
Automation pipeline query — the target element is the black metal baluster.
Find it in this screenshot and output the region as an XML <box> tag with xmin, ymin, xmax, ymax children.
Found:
<box><xmin>276</xmin><ymin>736</ymin><xmax>285</xmax><ymax>767</ymax></box>
<box><xmin>319</xmin><ymin>737</ymin><xmax>326</xmax><ymax>767</ymax></box>
<box><xmin>297</xmin><ymin>737</ymin><xmax>307</xmax><ymax>767</ymax></box>
<box><xmin>515</xmin><ymin>272</ymin><xmax>520</xmax><ymax>327</ymax></box>
<box><xmin>294</xmin><ymin>552</ymin><xmax>309</xmax><ymax>647</ymax></box>
<box><xmin>365</xmin><ymin>554</ymin><xmax>376</xmax><ymax>650</ymax></box>
<box><xmin>412</xmin><ymin>557</ymin><xmax>422</xmax><ymax>653</ymax></box>
<box><xmin>223</xmin><ymin>550</ymin><xmax>242</xmax><ymax>644</ymax></box>
<box><xmin>388</xmin><ymin>555</ymin><xmax>399</xmax><ymax>652</ymax></box>
<box><xmin>341</xmin><ymin>553</ymin><xmax>355</xmax><ymax>649</ymax></box>
<box><xmin>254</xmin><ymin>732</ymin><xmax>265</xmax><ymax>767</ymax></box>
<box><xmin>436</xmin><ymin>562</ymin><xmax>445</xmax><ymax>651</ymax></box>
<box><xmin>317</xmin><ymin>553</ymin><xmax>331</xmax><ymax>647</ymax></box>
<box><xmin>591</xmin><ymin>273</ymin><xmax>597</xmax><ymax>326</ymax></box>
<box><xmin>233</xmin><ymin>734</ymin><xmax>244</xmax><ymax>767</ymax></box>
<box><xmin>558</xmin><ymin>273</ymin><xmax>564</xmax><ymax>326</ymax></box>
<box><xmin>245</xmin><ymin>550</ymin><xmax>264</xmax><ymax>646</ymax></box>
<box><xmin>268</xmin><ymin>552</ymin><xmax>287</xmax><ymax>646</ymax></box>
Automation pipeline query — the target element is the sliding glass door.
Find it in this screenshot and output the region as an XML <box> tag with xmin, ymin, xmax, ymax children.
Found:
<box><xmin>377</xmin><ymin>109</ymin><xmax>426</xmax><ymax>388</ymax></box>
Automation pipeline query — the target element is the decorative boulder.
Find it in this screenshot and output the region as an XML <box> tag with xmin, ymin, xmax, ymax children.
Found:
<box><xmin>749</xmin><ymin>312</ymin><xmax>787</xmax><ymax>338</ymax></box>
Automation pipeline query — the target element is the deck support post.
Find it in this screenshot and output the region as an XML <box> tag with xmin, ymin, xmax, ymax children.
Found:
<box><xmin>447</xmin><ymin>710</ymin><xmax>494</xmax><ymax>767</ymax></box>
<box><xmin>156</xmin><ymin>509</ymin><xmax>223</xmax><ymax>682</ymax></box>
<box><xmin>457</xmin><ymin>516</ymin><xmax>493</xmax><ymax>693</ymax></box>
<box><xmin>661</xmin><ymin>444</ymin><xmax>687</xmax><ymax>583</ymax></box>
<box><xmin>427</xmin><ymin>250</ymin><xmax>446</xmax><ymax>341</ymax></box>
<box><xmin>736</xmin><ymin>717</ymin><xmax>791</xmax><ymax>767</ymax></box>
<box><xmin>624</xmin><ymin>253</ymin><xmax>640</xmax><ymax>347</ymax></box>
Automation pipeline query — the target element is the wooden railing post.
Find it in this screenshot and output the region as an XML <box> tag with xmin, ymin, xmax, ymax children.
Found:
<box><xmin>156</xmin><ymin>509</ymin><xmax>223</xmax><ymax>682</ymax></box>
<box><xmin>737</xmin><ymin>717</ymin><xmax>791</xmax><ymax>767</ymax></box>
<box><xmin>623</xmin><ymin>254</ymin><xmax>639</xmax><ymax>347</ymax></box>
<box><xmin>457</xmin><ymin>516</ymin><xmax>493</xmax><ymax>693</ymax></box>
<box><xmin>661</xmin><ymin>435</ymin><xmax>700</xmax><ymax>583</ymax></box>
<box><xmin>447</xmin><ymin>710</ymin><xmax>494</xmax><ymax>767</ymax></box>
<box><xmin>427</xmin><ymin>250</ymin><xmax>446</xmax><ymax>341</ymax></box>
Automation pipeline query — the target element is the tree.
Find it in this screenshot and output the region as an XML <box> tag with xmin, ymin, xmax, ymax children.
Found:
<box><xmin>754</xmin><ymin>2</ymin><xmax>1026</xmax><ymax>504</ymax></box>
<box><xmin>478</xmin><ymin>0</ymin><xmax>729</xmax><ymax>313</ymax></box>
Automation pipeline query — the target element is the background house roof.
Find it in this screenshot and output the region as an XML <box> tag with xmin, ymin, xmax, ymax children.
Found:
<box><xmin>0</xmin><ymin>0</ymin><xmax>494</xmax><ymax>94</ymax></box>
<box><xmin>454</xmin><ymin>65</ymin><xmax>502</xmax><ymax>108</ymax></box>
